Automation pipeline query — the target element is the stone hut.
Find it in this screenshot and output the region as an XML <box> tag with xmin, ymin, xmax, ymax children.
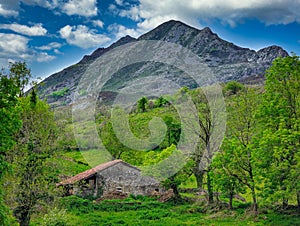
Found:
<box><xmin>57</xmin><ymin>159</ymin><xmax>162</xmax><ymax>198</ymax></box>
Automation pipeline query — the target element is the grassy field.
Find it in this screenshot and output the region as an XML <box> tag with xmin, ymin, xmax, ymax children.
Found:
<box><xmin>30</xmin><ymin>195</ymin><xmax>300</xmax><ymax>226</ymax></box>
<box><xmin>41</xmin><ymin>150</ymin><xmax>299</xmax><ymax>226</ymax></box>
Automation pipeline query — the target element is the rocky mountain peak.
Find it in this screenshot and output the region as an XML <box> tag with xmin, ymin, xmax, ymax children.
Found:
<box><xmin>257</xmin><ymin>45</ymin><xmax>288</xmax><ymax>60</ymax></box>
<box><xmin>138</xmin><ymin>20</ymin><xmax>197</xmax><ymax>41</ymax></box>
<box><xmin>38</xmin><ymin>20</ymin><xmax>289</xmax><ymax>107</ymax></box>
<box><xmin>80</xmin><ymin>35</ymin><xmax>137</xmax><ymax>64</ymax></box>
<box><xmin>201</xmin><ymin>27</ymin><xmax>214</xmax><ymax>34</ymax></box>
<box><xmin>139</xmin><ymin>20</ymin><xmax>219</xmax><ymax>42</ymax></box>
<box><xmin>109</xmin><ymin>35</ymin><xmax>137</xmax><ymax>49</ymax></box>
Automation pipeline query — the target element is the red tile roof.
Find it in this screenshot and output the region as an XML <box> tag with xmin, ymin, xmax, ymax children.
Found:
<box><xmin>57</xmin><ymin>159</ymin><xmax>126</xmax><ymax>186</ymax></box>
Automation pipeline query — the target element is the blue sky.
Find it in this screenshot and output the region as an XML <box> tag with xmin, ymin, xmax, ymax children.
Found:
<box><xmin>0</xmin><ymin>0</ymin><xmax>300</xmax><ymax>80</ymax></box>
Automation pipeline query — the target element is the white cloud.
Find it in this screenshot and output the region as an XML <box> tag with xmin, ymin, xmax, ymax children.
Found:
<box><xmin>108</xmin><ymin>4</ymin><xmax>118</xmax><ymax>13</ymax></box>
<box><xmin>54</xmin><ymin>49</ymin><xmax>63</xmax><ymax>54</ymax></box>
<box><xmin>0</xmin><ymin>33</ymin><xmax>29</xmax><ymax>57</ymax></box>
<box><xmin>92</xmin><ymin>20</ymin><xmax>104</xmax><ymax>28</ymax></box>
<box><xmin>119</xmin><ymin>5</ymin><xmax>140</xmax><ymax>21</ymax></box>
<box><xmin>108</xmin><ymin>24</ymin><xmax>141</xmax><ymax>39</ymax></box>
<box><xmin>0</xmin><ymin>0</ymin><xmax>58</xmax><ymax>17</ymax></box>
<box><xmin>0</xmin><ymin>33</ymin><xmax>55</xmax><ymax>69</ymax></box>
<box><xmin>21</xmin><ymin>0</ymin><xmax>54</xmax><ymax>8</ymax></box>
<box><xmin>115</xmin><ymin>0</ymin><xmax>132</xmax><ymax>7</ymax></box>
<box><xmin>36</xmin><ymin>52</ymin><xmax>56</xmax><ymax>62</ymax></box>
<box><xmin>118</xmin><ymin>0</ymin><xmax>300</xmax><ymax>33</ymax></box>
<box><xmin>59</xmin><ymin>25</ymin><xmax>111</xmax><ymax>49</ymax></box>
<box><xmin>62</xmin><ymin>0</ymin><xmax>97</xmax><ymax>17</ymax></box>
<box><xmin>115</xmin><ymin>0</ymin><xmax>123</xmax><ymax>6</ymax></box>
<box><xmin>0</xmin><ymin>3</ymin><xmax>18</xmax><ymax>17</ymax></box>
<box><xmin>0</xmin><ymin>23</ymin><xmax>47</xmax><ymax>36</ymax></box>
<box><xmin>0</xmin><ymin>0</ymin><xmax>98</xmax><ymax>18</ymax></box>
<box><xmin>36</xmin><ymin>42</ymin><xmax>62</xmax><ymax>50</ymax></box>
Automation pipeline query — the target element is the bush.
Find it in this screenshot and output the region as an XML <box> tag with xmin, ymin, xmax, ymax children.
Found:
<box><xmin>41</xmin><ymin>207</ymin><xmax>69</xmax><ymax>226</ymax></box>
<box><xmin>224</xmin><ymin>81</ymin><xmax>244</xmax><ymax>95</ymax></box>
<box><xmin>59</xmin><ymin>196</ymin><xmax>93</xmax><ymax>214</ymax></box>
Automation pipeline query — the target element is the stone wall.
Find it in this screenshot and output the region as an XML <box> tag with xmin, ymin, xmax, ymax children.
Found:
<box><xmin>66</xmin><ymin>162</ymin><xmax>163</xmax><ymax>198</ymax></box>
<box><xmin>97</xmin><ymin>162</ymin><xmax>162</xmax><ymax>196</ymax></box>
<box><xmin>71</xmin><ymin>175</ymin><xmax>103</xmax><ymax>198</ymax></box>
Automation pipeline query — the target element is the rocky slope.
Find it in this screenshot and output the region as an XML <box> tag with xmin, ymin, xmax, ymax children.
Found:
<box><xmin>38</xmin><ymin>20</ymin><xmax>288</xmax><ymax>107</ymax></box>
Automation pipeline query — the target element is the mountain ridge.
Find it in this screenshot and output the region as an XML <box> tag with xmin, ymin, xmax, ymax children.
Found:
<box><xmin>38</xmin><ymin>20</ymin><xmax>288</xmax><ymax>107</ymax></box>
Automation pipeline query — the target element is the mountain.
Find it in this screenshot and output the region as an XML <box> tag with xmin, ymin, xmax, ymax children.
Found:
<box><xmin>38</xmin><ymin>20</ymin><xmax>288</xmax><ymax>107</ymax></box>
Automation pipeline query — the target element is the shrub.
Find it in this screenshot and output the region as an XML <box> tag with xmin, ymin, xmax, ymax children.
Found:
<box><xmin>60</xmin><ymin>196</ymin><xmax>93</xmax><ymax>214</ymax></box>
<box><xmin>41</xmin><ymin>207</ymin><xmax>69</xmax><ymax>226</ymax></box>
<box><xmin>224</xmin><ymin>81</ymin><xmax>244</xmax><ymax>95</ymax></box>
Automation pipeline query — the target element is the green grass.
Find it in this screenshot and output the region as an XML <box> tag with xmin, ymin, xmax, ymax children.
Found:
<box><xmin>31</xmin><ymin>196</ymin><xmax>300</xmax><ymax>226</ymax></box>
<box><xmin>64</xmin><ymin>149</ymin><xmax>111</xmax><ymax>168</ymax></box>
<box><xmin>180</xmin><ymin>174</ymin><xmax>197</xmax><ymax>188</ymax></box>
<box><xmin>53</xmin><ymin>149</ymin><xmax>115</xmax><ymax>180</ymax></box>
<box><xmin>53</xmin><ymin>156</ymin><xmax>90</xmax><ymax>176</ymax></box>
<box><xmin>50</xmin><ymin>87</ymin><xmax>69</xmax><ymax>97</ymax></box>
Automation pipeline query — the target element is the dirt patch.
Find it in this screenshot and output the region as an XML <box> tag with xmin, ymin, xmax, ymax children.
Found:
<box><xmin>96</xmin><ymin>191</ymin><xmax>128</xmax><ymax>202</ymax></box>
<box><xmin>158</xmin><ymin>189</ymin><xmax>174</xmax><ymax>202</ymax></box>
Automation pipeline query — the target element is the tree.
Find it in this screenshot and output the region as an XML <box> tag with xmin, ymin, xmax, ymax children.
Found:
<box><xmin>221</xmin><ymin>88</ymin><xmax>261</xmax><ymax>212</ymax></box>
<box><xmin>8</xmin><ymin>61</ymin><xmax>32</xmax><ymax>97</ymax></box>
<box><xmin>159</xmin><ymin>116</ymin><xmax>181</xmax><ymax>150</ymax></box>
<box><xmin>143</xmin><ymin>145</ymin><xmax>193</xmax><ymax>201</ymax></box>
<box><xmin>212</xmin><ymin>151</ymin><xmax>246</xmax><ymax>209</ymax></box>
<box><xmin>155</xmin><ymin>96</ymin><xmax>168</xmax><ymax>108</ymax></box>
<box><xmin>0</xmin><ymin>76</ymin><xmax>20</xmax><ymax>172</ymax></box>
<box><xmin>137</xmin><ymin>96</ymin><xmax>148</xmax><ymax>112</ymax></box>
<box><xmin>9</xmin><ymin>92</ymin><xmax>58</xmax><ymax>226</ymax></box>
<box><xmin>258</xmin><ymin>55</ymin><xmax>300</xmax><ymax>209</ymax></box>
<box><xmin>99</xmin><ymin>118</ymin><xmax>131</xmax><ymax>159</ymax></box>
<box><xmin>178</xmin><ymin>88</ymin><xmax>210</xmax><ymax>189</ymax></box>
<box><xmin>224</xmin><ymin>81</ymin><xmax>244</xmax><ymax>96</ymax></box>
<box><xmin>0</xmin><ymin>73</ymin><xmax>21</xmax><ymax>225</ymax></box>
<box><xmin>179</xmin><ymin>87</ymin><xmax>225</xmax><ymax>204</ymax></box>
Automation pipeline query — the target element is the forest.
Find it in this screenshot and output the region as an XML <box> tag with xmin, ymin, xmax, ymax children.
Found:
<box><xmin>0</xmin><ymin>55</ymin><xmax>299</xmax><ymax>225</ymax></box>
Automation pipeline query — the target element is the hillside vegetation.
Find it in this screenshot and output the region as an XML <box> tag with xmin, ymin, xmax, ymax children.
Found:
<box><xmin>0</xmin><ymin>55</ymin><xmax>299</xmax><ymax>225</ymax></box>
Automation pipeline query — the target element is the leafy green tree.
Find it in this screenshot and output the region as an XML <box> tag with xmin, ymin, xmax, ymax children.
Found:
<box><xmin>99</xmin><ymin>119</ymin><xmax>131</xmax><ymax>159</ymax></box>
<box><xmin>8</xmin><ymin>62</ymin><xmax>32</xmax><ymax>97</ymax></box>
<box><xmin>224</xmin><ymin>81</ymin><xmax>245</xmax><ymax>96</ymax></box>
<box><xmin>143</xmin><ymin>145</ymin><xmax>193</xmax><ymax>201</ymax></box>
<box><xmin>0</xmin><ymin>73</ymin><xmax>22</xmax><ymax>225</ymax></box>
<box><xmin>179</xmin><ymin>87</ymin><xmax>225</xmax><ymax>204</ymax></box>
<box><xmin>221</xmin><ymin>88</ymin><xmax>261</xmax><ymax>212</ymax></box>
<box><xmin>258</xmin><ymin>55</ymin><xmax>300</xmax><ymax>208</ymax></box>
<box><xmin>9</xmin><ymin>92</ymin><xmax>58</xmax><ymax>226</ymax></box>
<box><xmin>98</xmin><ymin>106</ymin><xmax>180</xmax><ymax>164</ymax></box>
<box><xmin>212</xmin><ymin>151</ymin><xmax>246</xmax><ymax>209</ymax></box>
<box><xmin>177</xmin><ymin>88</ymin><xmax>208</xmax><ymax>189</ymax></box>
<box><xmin>159</xmin><ymin>116</ymin><xmax>181</xmax><ymax>150</ymax></box>
<box><xmin>138</xmin><ymin>96</ymin><xmax>148</xmax><ymax>112</ymax></box>
<box><xmin>155</xmin><ymin>96</ymin><xmax>168</xmax><ymax>108</ymax></box>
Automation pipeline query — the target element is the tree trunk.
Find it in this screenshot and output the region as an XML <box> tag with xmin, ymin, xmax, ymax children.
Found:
<box><xmin>20</xmin><ymin>216</ymin><xmax>30</xmax><ymax>226</ymax></box>
<box><xmin>229</xmin><ymin>192</ymin><xmax>234</xmax><ymax>210</ymax></box>
<box><xmin>170</xmin><ymin>183</ymin><xmax>181</xmax><ymax>203</ymax></box>
<box><xmin>248</xmin><ymin>161</ymin><xmax>257</xmax><ymax>213</ymax></box>
<box><xmin>297</xmin><ymin>191</ymin><xmax>300</xmax><ymax>210</ymax></box>
<box><xmin>282</xmin><ymin>197</ymin><xmax>288</xmax><ymax>209</ymax></box>
<box><xmin>251</xmin><ymin>187</ymin><xmax>258</xmax><ymax>213</ymax></box>
<box><xmin>194</xmin><ymin>170</ymin><xmax>204</xmax><ymax>190</ymax></box>
<box><xmin>169</xmin><ymin>176</ymin><xmax>181</xmax><ymax>202</ymax></box>
<box><xmin>15</xmin><ymin>206</ymin><xmax>30</xmax><ymax>226</ymax></box>
<box><xmin>207</xmin><ymin>169</ymin><xmax>213</xmax><ymax>204</ymax></box>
